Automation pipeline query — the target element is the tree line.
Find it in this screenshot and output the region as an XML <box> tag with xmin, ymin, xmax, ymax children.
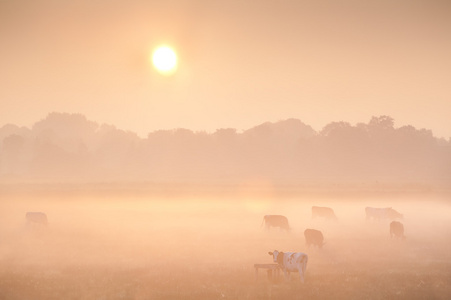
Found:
<box><xmin>1</xmin><ymin>113</ymin><xmax>450</xmax><ymax>185</ymax></box>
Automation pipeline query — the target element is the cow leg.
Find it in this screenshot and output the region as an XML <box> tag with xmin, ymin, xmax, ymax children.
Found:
<box><xmin>283</xmin><ymin>270</ymin><xmax>290</xmax><ymax>281</ymax></box>
<box><xmin>300</xmin><ymin>258</ymin><xmax>308</xmax><ymax>283</ymax></box>
<box><xmin>302</xmin><ymin>261</ymin><xmax>307</xmax><ymax>277</ymax></box>
<box><xmin>296</xmin><ymin>268</ymin><xmax>304</xmax><ymax>283</ymax></box>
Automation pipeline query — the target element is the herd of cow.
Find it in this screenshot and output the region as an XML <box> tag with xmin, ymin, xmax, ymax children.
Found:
<box><xmin>24</xmin><ymin>205</ymin><xmax>405</xmax><ymax>284</ymax></box>
<box><xmin>262</xmin><ymin>206</ymin><xmax>405</xmax><ymax>283</ymax></box>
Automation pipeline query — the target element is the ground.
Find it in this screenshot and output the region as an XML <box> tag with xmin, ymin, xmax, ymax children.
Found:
<box><xmin>0</xmin><ymin>185</ymin><xmax>450</xmax><ymax>299</ymax></box>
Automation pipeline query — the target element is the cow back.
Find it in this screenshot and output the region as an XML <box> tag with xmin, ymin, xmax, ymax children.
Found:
<box><xmin>282</xmin><ymin>252</ymin><xmax>308</xmax><ymax>271</ymax></box>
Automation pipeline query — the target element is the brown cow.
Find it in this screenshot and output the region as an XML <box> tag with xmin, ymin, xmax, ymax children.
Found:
<box><xmin>304</xmin><ymin>229</ymin><xmax>324</xmax><ymax>248</ymax></box>
<box><xmin>366</xmin><ymin>207</ymin><xmax>403</xmax><ymax>221</ymax></box>
<box><xmin>261</xmin><ymin>215</ymin><xmax>290</xmax><ymax>232</ymax></box>
<box><xmin>390</xmin><ymin>221</ymin><xmax>405</xmax><ymax>239</ymax></box>
<box><xmin>312</xmin><ymin>206</ymin><xmax>337</xmax><ymax>221</ymax></box>
<box><xmin>26</xmin><ymin>212</ymin><xmax>48</xmax><ymax>225</ymax></box>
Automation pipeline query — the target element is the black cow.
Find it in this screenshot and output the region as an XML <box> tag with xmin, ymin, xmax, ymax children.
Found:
<box><xmin>261</xmin><ymin>215</ymin><xmax>290</xmax><ymax>232</ymax></box>
<box><xmin>304</xmin><ymin>228</ymin><xmax>324</xmax><ymax>248</ymax></box>
<box><xmin>390</xmin><ymin>221</ymin><xmax>405</xmax><ymax>239</ymax></box>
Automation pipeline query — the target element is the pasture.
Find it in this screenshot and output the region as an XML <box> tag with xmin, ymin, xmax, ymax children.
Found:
<box><xmin>0</xmin><ymin>185</ymin><xmax>450</xmax><ymax>299</ymax></box>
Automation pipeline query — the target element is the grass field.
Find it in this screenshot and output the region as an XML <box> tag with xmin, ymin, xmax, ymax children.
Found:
<box><xmin>1</xmin><ymin>187</ymin><xmax>450</xmax><ymax>299</ymax></box>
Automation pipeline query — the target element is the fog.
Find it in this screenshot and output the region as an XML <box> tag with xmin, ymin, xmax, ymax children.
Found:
<box><xmin>2</xmin><ymin>0</ymin><xmax>451</xmax><ymax>297</ymax></box>
<box><xmin>1</xmin><ymin>113</ymin><xmax>450</xmax><ymax>185</ymax></box>
<box><xmin>1</xmin><ymin>186</ymin><xmax>450</xmax><ymax>299</ymax></box>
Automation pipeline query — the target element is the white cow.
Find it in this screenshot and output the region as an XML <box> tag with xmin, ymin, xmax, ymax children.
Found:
<box><xmin>365</xmin><ymin>207</ymin><xmax>403</xmax><ymax>221</ymax></box>
<box><xmin>268</xmin><ymin>250</ymin><xmax>308</xmax><ymax>283</ymax></box>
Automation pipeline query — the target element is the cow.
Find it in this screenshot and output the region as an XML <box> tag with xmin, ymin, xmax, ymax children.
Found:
<box><xmin>312</xmin><ymin>206</ymin><xmax>337</xmax><ymax>221</ymax></box>
<box><xmin>390</xmin><ymin>221</ymin><xmax>405</xmax><ymax>239</ymax></box>
<box><xmin>304</xmin><ymin>229</ymin><xmax>324</xmax><ymax>248</ymax></box>
<box><xmin>268</xmin><ymin>250</ymin><xmax>308</xmax><ymax>283</ymax></box>
<box><xmin>26</xmin><ymin>212</ymin><xmax>48</xmax><ymax>226</ymax></box>
<box><xmin>365</xmin><ymin>207</ymin><xmax>403</xmax><ymax>221</ymax></box>
<box><xmin>261</xmin><ymin>215</ymin><xmax>290</xmax><ymax>232</ymax></box>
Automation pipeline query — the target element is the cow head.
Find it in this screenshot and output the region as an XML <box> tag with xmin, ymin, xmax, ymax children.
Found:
<box><xmin>268</xmin><ymin>250</ymin><xmax>284</xmax><ymax>265</ymax></box>
<box><xmin>388</xmin><ymin>208</ymin><xmax>404</xmax><ymax>219</ymax></box>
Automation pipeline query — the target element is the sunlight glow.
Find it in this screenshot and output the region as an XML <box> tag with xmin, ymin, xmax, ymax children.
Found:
<box><xmin>151</xmin><ymin>46</ymin><xmax>177</xmax><ymax>75</ymax></box>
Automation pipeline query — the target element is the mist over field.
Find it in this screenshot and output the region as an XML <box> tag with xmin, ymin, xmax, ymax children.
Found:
<box><xmin>1</xmin><ymin>186</ymin><xmax>451</xmax><ymax>299</ymax></box>
<box><xmin>2</xmin><ymin>0</ymin><xmax>451</xmax><ymax>297</ymax></box>
<box><xmin>1</xmin><ymin>113</ymin><xmax>451</xmax><ymax>299</ymax></box>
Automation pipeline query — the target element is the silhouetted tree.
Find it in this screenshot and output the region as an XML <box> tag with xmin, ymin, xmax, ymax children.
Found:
<box><xmin>368</xmin><ymin>115</ymin><xmax>394</xmax><ymax>130</ymax></box>
<box><xmin>1</xmin><ymin>134</ymin><xmax>25</xmax><ymax>175</ymax></box>
<box><xmin>0</xmin><ymin>113</ymin><xmax>450</xmax><ymax>184</ymax></box>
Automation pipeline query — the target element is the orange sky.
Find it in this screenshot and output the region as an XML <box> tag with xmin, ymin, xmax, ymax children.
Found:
<box><xmin>1</xmin><ymin>0</ymin><xmax>450</xmax><ymax>138</ymax></box>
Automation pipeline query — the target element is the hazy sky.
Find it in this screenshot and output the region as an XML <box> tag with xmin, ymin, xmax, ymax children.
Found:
<box><xmin>1</xmin><ymin>0</ymin><xmax>450</xmax><ymax>138</ymax></box>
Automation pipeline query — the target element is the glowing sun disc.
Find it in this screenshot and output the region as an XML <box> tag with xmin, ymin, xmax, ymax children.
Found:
<box><xmin>152</xmin><ymin>46</ymin><xmax>177</xmax><ymax>74</ymax></box>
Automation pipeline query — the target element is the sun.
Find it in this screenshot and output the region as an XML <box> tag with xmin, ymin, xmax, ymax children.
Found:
<box><xmin>151</xmin><ymin>46</ymin><xmax>177</xmax><ymax>75</ymax></box>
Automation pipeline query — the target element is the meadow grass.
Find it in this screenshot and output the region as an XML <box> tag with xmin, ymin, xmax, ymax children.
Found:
<box><xmin>1</xmin><ymin>191</ymin><xmax>450</xmax><ymax>299</ymax></box>
<box><xmin>1</xmin><ymin>259</ymin><xmax>450</xmax><ymax>299</ymax></box>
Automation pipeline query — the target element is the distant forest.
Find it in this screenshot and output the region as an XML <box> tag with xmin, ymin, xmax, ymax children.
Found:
<box><xmin>1</xmin><ymin>113</ymin><xmax>450</xmax><ymax>186</ymax></box>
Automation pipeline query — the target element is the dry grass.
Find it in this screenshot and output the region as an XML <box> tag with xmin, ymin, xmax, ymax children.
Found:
<box><xmin>1</xmin><ymin>188</ymin><xmax>450</xmax><ymax>299</ymax></box>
